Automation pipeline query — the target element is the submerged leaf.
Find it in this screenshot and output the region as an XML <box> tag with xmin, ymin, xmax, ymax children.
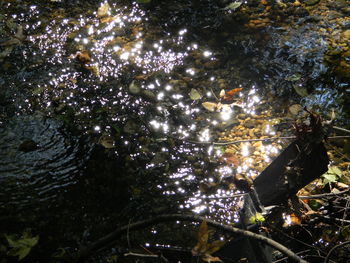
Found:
<box><xmin>293</xmin><ymin>85</ymin><xmax>308</xmax><ymax>97</ymax></box>
<box><xmin>137</xmin><ymin>0</ymin><xmax>152</xmax><ymax>3</ymax></box>
<box><xmin>189</xmin><ymin>88</ymin><xmax>202</xmax><ymax>100</ymax></box>
<box><xmin>6</xmin><ymin>233</ymin><xmax>39</xmax><ymax>261</ymax></box>
<box><xmin>97</xmin><ymin>2</ymin><xmax>111</xmax><ymax>18</ymax></box>
<box><xmin>202</xmin><ymin>102</ymin><xmax>218</xmax><ymax>112</ymax></box>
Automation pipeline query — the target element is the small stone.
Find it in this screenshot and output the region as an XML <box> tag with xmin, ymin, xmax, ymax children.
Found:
<box><xmin>304</xmin><ymin>0</ymin><xmax>320</xmax><ymax>6</ymax></box>
<box><xmin>243</xmin><ymin>119</ymin><xmax>256</xmax><ymax>128</ymax></box>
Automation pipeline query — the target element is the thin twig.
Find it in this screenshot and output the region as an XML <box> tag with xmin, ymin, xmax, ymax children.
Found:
<box><xmin>324</xmin><ymin>240</ymin><xmax>350</xmax><ymax>263</ymax></box>
<box><xmin>124</xmin><ymin>252</ymin><xmax>158</xmax><ymax>258</ymax></box>
<box><xmin>333</xmin><ymin>126</ymin><xmax>350</xmax><ymax>134</ymax></box>
<box><xmin>169</xmin><ymin>135</ymin><xmax>350</xmax><ymax>146</ymax></box>
<box><xmin>298</xmin><ymin>189</ymin><xmax>350</xmax><ymax>200</ymax></box>
<box><xmin>76</xmin><ymin>214</ymin><xmax>308</xmax><ymax>263</ymax></box>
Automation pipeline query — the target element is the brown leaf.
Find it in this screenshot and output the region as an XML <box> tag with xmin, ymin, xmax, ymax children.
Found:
<box><xmin>205</xmin><ymin>240</ymin><xmax>225</xmax><ymax>255</ymax></box>
<box><xmin>192</xmin><ymin>221</ymin><xmax>209</xmax><ymax>256</ymax></box>
<box><xmin>220</xmin><ymin>152</ymin><xmax>239</xmax><ymax>166</ymax></box>
<box><xmin>76</xmin><ymin>50</ymin><xmax>91</xmax><ymax>64</ymax></box>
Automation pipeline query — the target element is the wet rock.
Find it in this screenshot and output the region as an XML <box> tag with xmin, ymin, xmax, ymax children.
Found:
<box><xmin>203</xmin><ymin>59</ymin><xmax>222</xmax><ymax>69</ymax></box>
<box><xmin>123</xmin><ymin>120</ymin><xmax>139</xmax><ymax>134</ymax></box>
<box><xmin>18</xmin><ymin>139</ymin><xmax>39</xmax><ymax>152</ymax></box>
<box><xmin>243</xmin><ymin>119</ymin><xmax>256</xmax><ymax>128</ymax></box>
<box><xmin>304</xmin><ymin>0</ymin><xmax>320</xmax><ymax>6</ymax></box>
<box><xmin>342</xmin><ymin>29</ymin><xmax>350</xmax><ymax>39</ymax></box>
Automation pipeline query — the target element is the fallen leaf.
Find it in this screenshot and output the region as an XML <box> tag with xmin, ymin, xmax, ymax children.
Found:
<box><xmin>223</xmin><ymin>1</ymin><xmax>242</xmax><ymax>10</ymax></box>
<box><xmin>220</xmin><ymin>151</ymin><xmax>239</xmax><ymax>166</ymax></box>
<box><xmin>205</xmin><ymin>240</ymin><xmax>226</xmax><ymax>255</ymax></box>
<box><xmin>189</xmin><ymin>88</ymin><xmax>202</xmax><ymax>100</ymax></box>
<box><xmin>226</xmin><ymin>87</ymin><xmax>243</xmax><ymax>96</ymax></box>
<box><xmin>97</xmin><ymin>2</ymin><xmax>111</xmax><ymax>18</ymax></box>
<box><xmin>293</xmin><ymin>85</ymin><xmax>308</xmax><ymax>97</ymax></box>
<box><xmin>202</xmin><ymin>102</ymin><xmax>218</xmax><ymax>112</ymax></box>
<box><xmin>202</xmin><ymin>254</ymin><xmax>223</xmax><ymax>263</ymax></box>
<box><xmin>75</xmin><ymin>50</ymin><xmax>91</xmax><ymax>64</ymax></box>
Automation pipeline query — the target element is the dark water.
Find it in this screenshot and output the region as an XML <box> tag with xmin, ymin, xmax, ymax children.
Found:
<box><xmin>0</xmin><ymin>0</ymin><xmax>349</xmax><ymax>261</ymax></box>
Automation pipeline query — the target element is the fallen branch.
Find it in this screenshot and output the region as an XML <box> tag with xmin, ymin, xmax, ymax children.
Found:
<box><xmin>76</xmin><ymin>214</ymin><xmax>308</xmax><ymax>263</ymax></box>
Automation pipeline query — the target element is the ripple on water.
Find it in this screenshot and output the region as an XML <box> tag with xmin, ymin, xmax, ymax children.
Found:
<box><xmin>0</xmin><ymin>113</ymin><xmax>91</xmax><ymax>210</ymax></box>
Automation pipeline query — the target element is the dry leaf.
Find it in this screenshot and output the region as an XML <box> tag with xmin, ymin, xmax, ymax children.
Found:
<box><xmin>220</xmin><ymin>151</ymin><xmax>239</xmax><ymax>166</ymax></box>
<box><xmin>202</xmin><ymin>254</ymin><xmax>223</xmax><ymax>263</ymax></box>
<box><xmin>221</xmin><ymin>88</ymin><xmax>243</xmax><ymax>103</ymax></box>
<box><xmin>226</xmin><ymin>87</ymin><xmax>243</xmax><ymax>96</ymax></box>
<box><xmin>192</xmin><ymin>221</ymin><xmax>224</xmax><ymax>263</ymax></box>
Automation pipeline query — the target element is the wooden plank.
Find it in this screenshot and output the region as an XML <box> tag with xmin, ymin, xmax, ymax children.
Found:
<box><xmin>253</xmin><ymin>140</ymin><xmax>329</xmax><ymax>206</ymax></box>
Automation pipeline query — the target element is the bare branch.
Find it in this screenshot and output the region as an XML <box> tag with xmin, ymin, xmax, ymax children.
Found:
<box><xmin>76</xmin><ymin>214</ymin><xmax>308</xmax><ymax>263</ymax></box>
<box><xmin>298</xmin><ymin>189</ymin><xmax>350</xmax><ymax>200</ymax></box>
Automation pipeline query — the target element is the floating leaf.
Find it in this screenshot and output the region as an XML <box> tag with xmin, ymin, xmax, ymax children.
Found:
<box><xmin>6</xmin><ymin>233</ymin><xmax>39</xmax><ymax>261</ymax></box>
<box><xmin>224</xmin><ymin>1</ymin><xmax>242</xmax><ymax>10</ymax></box>
<box><xmin>202</xmin><ymin>102</ymin><xmax>218</xmax><ymax>112</ymax></box>
<box><xmin>189</xmin><ymin>88</ymin><xmax>202</xmax><ymax>100</ymax></box>
<box><xmin>137</xmin><ymin>0</ymin><xmax>152</xmax><ymax>3</ymax></box>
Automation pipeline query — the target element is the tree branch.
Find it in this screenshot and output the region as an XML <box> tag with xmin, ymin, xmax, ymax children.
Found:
<box><xmin>324</xmin><ymin>240</ymin><xmax>350</xmax><ymax>263</ymax></box>
<box><xmin>76</xmin><ymin>214</ymin><xmax>308</xmax><ymax>263</ymax></box>
<box><xmin>298</xmin><ymin>189</ymin><xmax>350</xmax><ymax>200</ymax></box>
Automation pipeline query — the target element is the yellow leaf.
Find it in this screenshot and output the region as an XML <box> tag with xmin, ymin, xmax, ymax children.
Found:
<box><xmin>189</xmin><ymin>88</ymin><xmax>202</xmax><ymax>100</ymax></box>
<box><xmin>202</xmin><ymin>254</ymin><xmax>223</xmax><ymax>263</ymax></box>
<box><xmin>97</xmin><ymin>2</ymin><xmax>111</xmax><ymax>18</ymax></box>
